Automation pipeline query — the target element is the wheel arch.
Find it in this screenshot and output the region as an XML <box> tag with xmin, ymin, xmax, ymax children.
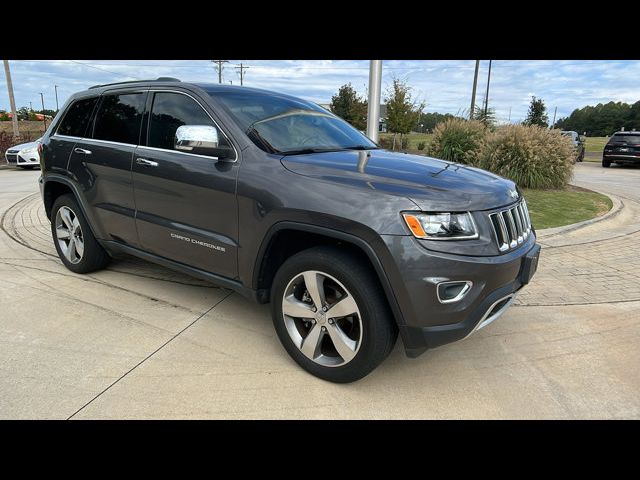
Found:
<box><xmin>252</xmin><ymin>222</ymin><xmax>407</xmax><ymax>329</ymax></box>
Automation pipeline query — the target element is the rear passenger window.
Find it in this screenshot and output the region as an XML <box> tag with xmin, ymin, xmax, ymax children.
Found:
<box><xmin>148</xmin><ymin>92</ymin><xmax>225</xmax><ymax>151</ymax></box>
<box><xmin>93</xmin><ymin>93</ymin><xmax>145</xmax><ymax>145</ymax></box>
<box><xmin>57</xmin><ymin>97</ymin><xmax>98</xmax><ymax>137</ymax></box>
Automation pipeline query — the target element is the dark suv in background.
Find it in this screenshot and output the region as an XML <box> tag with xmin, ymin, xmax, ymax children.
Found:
<box><xmin>603</xmin><ymin>131</ymin><xmax>640</xmax><ymax>167</ymax></box>
<box><xmin>38</xmin><ymin>78</ymin><xmax>540</xmax><ymax>383</ymax></box>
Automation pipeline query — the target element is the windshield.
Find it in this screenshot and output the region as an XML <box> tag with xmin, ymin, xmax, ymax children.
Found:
<box><xmin>213</xmin><ymin>91</ymin><xmax>377</xmax><ymax>154</ymax></box>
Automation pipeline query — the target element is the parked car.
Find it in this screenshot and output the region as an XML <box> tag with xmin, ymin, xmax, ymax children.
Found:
<box><xmin>38</xmin><ymin>78</ymin><xmax>540</xmax><ymax>383</ymax></box>
<box><xmin>560</xmin><ymin>131</ymin><xmax>585</xmax><ymax>162</ymax></box>
<box><xmin>4</xmin><ymin>138</ymin><xmax>42</xmax><ymax>169</ymax></box>
<box><xmin>602</xmin><ymin>131</ymin><xmax>640</xmax><ymax>167</ymax></box>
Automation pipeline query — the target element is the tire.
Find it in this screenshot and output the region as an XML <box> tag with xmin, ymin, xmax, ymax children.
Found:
<box><xmin>270</xmin><ymin>246</ymin><xmax>398</xmax><ymax>383</ymax></box>
<box><xmin>51</xmin><ymin>194</ymin><xmax>110</xmax><ymax>274</ymax></box>
<box><xmin>602</xmin><ymin>158</ymin><xmax>611</xmax><ymax>168</ymax></box>
<box><xmin>20</xmin><ymin>165</ymin><xmax>35</xmax><ymax>170</ymax></box>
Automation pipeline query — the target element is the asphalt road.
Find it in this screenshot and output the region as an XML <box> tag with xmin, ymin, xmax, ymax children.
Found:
<box><xmin>0</xmin><ymin>165</ymin><xmax>638</xmax><ymax>419</ymax></box>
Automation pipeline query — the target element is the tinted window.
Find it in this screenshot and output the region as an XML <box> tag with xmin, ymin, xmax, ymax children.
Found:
<box><xmin>93</xmin><ymin>93</ymin><xmax>145</xmax><ymax>144</ymax></box>
<box><xmin>611</xmin><ymin>134</ymin><xmax>640</xmax><ymax>144</ymax></box>
<box><xmin>148</xmin><ymin>92</ymin><xmax>225</xmax><ymax>151</ymax></box>
<box><xmin>57</xmin><ymin>97</ymin><xmax>98</xmax><ymax>137</ymax></box>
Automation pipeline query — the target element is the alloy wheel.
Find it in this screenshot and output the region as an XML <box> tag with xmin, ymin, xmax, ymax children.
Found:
<box><xmin>55</xmin><ymin>206</ymin><xmax>84</xmax><ymax>264</ymax></box>
<box><xmin>281</xmin><ymin>270</ymin><xmax>362</xmax><ymax>367</ymax></box>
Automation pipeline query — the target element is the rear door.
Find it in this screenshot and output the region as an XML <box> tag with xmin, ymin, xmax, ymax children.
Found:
<box><xmin>131</xmin><ymin>90</ymin><xmax>239</xmax><ymax>279</ymax></box>
<box><xmin>66</xmin><ymin>90</ymin><xmax>147</xmax><ymax>247</ymax></box>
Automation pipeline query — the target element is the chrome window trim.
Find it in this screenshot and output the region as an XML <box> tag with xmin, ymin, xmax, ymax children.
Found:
<box><xmin>52</xmin><ymin>89</ymin><xmax>239</xmax><ymax>162</ymax></box>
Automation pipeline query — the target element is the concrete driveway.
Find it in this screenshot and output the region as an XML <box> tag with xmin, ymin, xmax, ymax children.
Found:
<box><xmin>0</xmin><ymin>163</ymin><xmax>639</xmax><ymax>419</ymax></box>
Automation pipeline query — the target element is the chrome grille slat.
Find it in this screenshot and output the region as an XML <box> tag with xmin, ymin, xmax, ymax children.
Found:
<box><xmin>489</xmin><ymin>200</ymin><xmax>532</xmax><ymax>253</ymax></box>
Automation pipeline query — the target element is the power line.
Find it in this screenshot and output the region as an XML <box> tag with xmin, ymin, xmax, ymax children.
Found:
<box><xmin>66</xmin><ymin>60</ymin><xmax>135</xmax><ymax>79</ymax></box>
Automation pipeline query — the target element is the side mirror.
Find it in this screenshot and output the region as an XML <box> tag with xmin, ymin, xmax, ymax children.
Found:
<box><xmin>175</xmin><ymin>125</ymin><xmax>235</xmax><ymax>161</ymax></box>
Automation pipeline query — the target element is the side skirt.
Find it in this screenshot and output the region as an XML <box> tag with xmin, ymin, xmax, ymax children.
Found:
<box><xmin>100</xmin><ymin>240</ymin><xmax>260</xmax><ymax>302</ymax></box>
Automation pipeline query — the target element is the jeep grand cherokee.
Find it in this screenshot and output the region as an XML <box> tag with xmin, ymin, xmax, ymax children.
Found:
<box><xmin>38</xmin><ymin>78</ymin><xmax>540</xmax><ymax>383</ymax></box>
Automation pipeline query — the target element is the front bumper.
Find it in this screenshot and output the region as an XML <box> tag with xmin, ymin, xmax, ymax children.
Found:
<box><xmin>381</xmin><ymin>233</ymin><xmax>540</xmax><ymax>357</ymax></box>
<box><xmin>5</xmin><ymin>151</ymin><xmax>39</xmax><ymax>166</ymax></box>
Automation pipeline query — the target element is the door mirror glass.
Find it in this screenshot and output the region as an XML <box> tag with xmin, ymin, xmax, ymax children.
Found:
<box><xmin>174</xmin><ymin>125</ymin><xmax>234</xmax><ymax>160</ymax></box>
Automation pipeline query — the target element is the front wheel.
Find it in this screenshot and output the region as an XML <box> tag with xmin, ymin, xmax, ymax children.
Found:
<box><xmin>271</xmin><ymin>246</ymin><xmax>397</xmax><ymax>383</ymax></box>
<box><xmin>602</xmin><ymin>158</ymin><xmax>611</xmax><ymax>168</ymax></box>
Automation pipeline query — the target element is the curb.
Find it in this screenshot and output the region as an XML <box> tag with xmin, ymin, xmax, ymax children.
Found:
<box><xmin>536</xmin><ymin>186</ymin><xmax>622</xmax><ymax>239</ymax></box>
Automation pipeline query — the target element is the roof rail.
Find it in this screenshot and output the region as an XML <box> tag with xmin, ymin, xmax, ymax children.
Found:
<box><xmin>89</xmin><ymin>77</ymin><xmax>181</xmax><ymax>89</ymax></box>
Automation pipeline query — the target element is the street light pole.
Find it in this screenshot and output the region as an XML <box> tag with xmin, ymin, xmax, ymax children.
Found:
<box><xmin>39</xmin><ymin>92</ymin><xmax>47</xmax><ymax>132</ymax></box>
<box><xmin>3</xmin><ymin>59</ymin><xmax>20</xmax><ymax>138</ymax></box>
<box><xmin>483</xmin><ymin>60</ymin><xmax>492</xmax><ymax>116</ymax></box>
<box><xmin>54</xmin><ymin>85</ymin><xmax>59</xmax><ymax>113</ymax></box>
<box><xmin>366</xmin><ymin>60</ymin><xmax>383</xmax><ymax>143</ymax></box>
<box><xmin>469</xmin><ymin>60</ymin><xmax>479</xmax><ymax>119</ymax></box>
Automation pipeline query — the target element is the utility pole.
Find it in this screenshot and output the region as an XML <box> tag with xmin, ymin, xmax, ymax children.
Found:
<box><xmin>551</xmin><ymin>106</ymin><xmax>557</xmax><ymax>129</ymax></box>
<box><xmin>212</xmin><ymin>60</ymin><xmax>229</xmax><ymax>84</ymax></box>
<box><xmin>3</xmin><ymin>60</ymin><xmax>19</xmax><ymax>138</ymax></box>
<box><xmin>54</xmin><ymin>85</ymin><xmax>59</xmax><ymax>113</ymax></box>
<box><xmin>39</xmin><ymin>92</ymin><xmax>47</xmax><ymax>132</ymax></box>
<box><xmin>469</xmin><ymin>60</ymin><xmax>479</xmax><ymax>120</ymax></box>
<box><xmin>236</xmin><ymin>63</ymin><xmax>249</xmax><ymax>86</ymax></box>
<box><xmin>483</xmin><ymin>60</ymin><xmax>492</xmax><ymax>116</ymax></box>
<box><xmin>508</xmin><ymin>107</ymin><xmax>511</xmax><ymax>123</ymax></box>
<box><xmin>366</xmin><ymin>60</ymin><xmax>383</xmax><ymax>143</ymax></box>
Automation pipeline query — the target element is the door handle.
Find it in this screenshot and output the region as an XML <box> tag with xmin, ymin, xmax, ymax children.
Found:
<box><xmin>136</xmin><ymin>158</ymin><xmax>159</xmax><ymax>167</ymax></box>
<box><xmin>74</xmin><ymin>148</ymin><xmax>92</xmax><ymax>155</ymax></box>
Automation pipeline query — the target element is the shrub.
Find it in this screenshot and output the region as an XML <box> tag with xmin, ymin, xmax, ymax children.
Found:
<box><xmin>479</xmin><ymin>125</ymin><xmax>574</xmax><ymax>189</ymax></box>
<box><xmin>417</xmin><ymin>141</ymin><xmax>426</xmax><ymax>150</ymax></box>
<box><xmin>378</xmin><ymin>137</ymin><xmax>392</xmax><ymax>149</ymax></box>
<box><xmin>427</xmin><ymin>118</ymin><xmax>487</xmax><ymax>165</ymax></box>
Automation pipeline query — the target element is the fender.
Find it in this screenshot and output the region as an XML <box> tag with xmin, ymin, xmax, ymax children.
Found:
<box><xmin>253</xmin><ymin>221</ymin><xmax>408</xmax><ymax>330</ymax></box>
<box><xmin>41</xmin><ymin>174</ymin><xmax>107</xmax><ymax>240</ymax></box>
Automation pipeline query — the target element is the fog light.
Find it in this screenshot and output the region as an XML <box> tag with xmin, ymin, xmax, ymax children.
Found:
<box><xmin>437</xmin><ymin>281</ymin><xmax>472</xmax><ymax>304</ymax></box>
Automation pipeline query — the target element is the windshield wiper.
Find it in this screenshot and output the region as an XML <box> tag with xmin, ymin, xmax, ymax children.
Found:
<box><xmin>280</xmin><ymin>147</ymin><xmax>344</xmax><ymax>156</ymax></box>
<box><xmin>342</xmin><ymin>145</ymin><xmax>378</xmax><ymax>150</ymax></box>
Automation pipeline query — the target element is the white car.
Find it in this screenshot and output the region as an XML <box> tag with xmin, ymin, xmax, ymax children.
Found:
<box><xmin>4</xmin><ymin>138</ymin><xmax>42</xmax><ymax>169</ymax></box>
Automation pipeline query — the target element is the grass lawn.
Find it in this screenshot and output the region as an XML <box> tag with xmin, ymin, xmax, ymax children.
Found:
<box><xmin>585</xmin><ymin>136</ymin><xmax>608</xmax><ymax>153</ymax></box>
<box><xmin>523</xmin><ymin>186</ymin><xmax>612</xmax><ymax>230</ymax></box>
<box><xmin>379</xmin><ymin>132</ymin><xmax>433</xmax><ymax>150</ymax></box>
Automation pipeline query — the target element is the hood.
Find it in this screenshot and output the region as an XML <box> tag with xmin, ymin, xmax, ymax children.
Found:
<box><xmin>280</xmin><ymin>149</ymin><xmax>519</xmax><ymax>211</ymax></box>
<box><xmin>8</xmin><ymin>140</ymin><xmax>40</xmax><ymax>151</ymax></box>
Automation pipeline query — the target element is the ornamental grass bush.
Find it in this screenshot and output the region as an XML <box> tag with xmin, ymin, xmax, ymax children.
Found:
<box><xmin>427</xmin><ymin>118</ymin><xmax>487</xmax><ymax>166</ymax></box>
<box><xmin>478</xmin><ymin>125</ymin><xmax>574</xmax><ymax>189</ymax></box>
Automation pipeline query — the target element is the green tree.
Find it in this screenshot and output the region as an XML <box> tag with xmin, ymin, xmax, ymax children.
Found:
<box><xmin>384</xmin><ymin>78</ymin><xmax>424</xmax><ymax>150</ymax></box>
<box><xmin>415</xmin><ymin>112</ymin><xmax>460</xmax><ymax>132</ymax></box>
<box><xmin>329</xmin><ymin>83</ymin><xmax>367</xmax><ymax>131</ymax></box>
<box><xmin>523</xmin><ymin>96</ymin><xmax>549</xmax><ymax>127</ymax></box>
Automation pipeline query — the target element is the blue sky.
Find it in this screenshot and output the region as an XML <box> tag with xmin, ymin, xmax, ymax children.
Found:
<box><xmin>2</xmin><ymin>60</ymin><xmax>639</xmax><ymax>123</ymax></box>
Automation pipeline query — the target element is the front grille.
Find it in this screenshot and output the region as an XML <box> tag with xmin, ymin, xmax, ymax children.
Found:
<box><xmin>6</xmin><ymin>154</ymin><xmax>18</xmax><ymax>164</ymax></box>
<box><xmin>489</xmin><ymin>200</ymin><xmax>532</xmax><ymax>252</ymax></box>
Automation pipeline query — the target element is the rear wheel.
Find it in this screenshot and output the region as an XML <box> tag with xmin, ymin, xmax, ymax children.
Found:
<box><xmin>602</xmin><ymin>158</ymin><xmax>611</xmax><ymax>168</ymax></box>
<box><xmin>51</xmin><ymin>194</ymin><xmax>110</xmax><ymax>274</ymax></box>
<box><xmin>271</xmin><ymin>246</ymin><xmax>397</xmax><ymax>383</ymax></box>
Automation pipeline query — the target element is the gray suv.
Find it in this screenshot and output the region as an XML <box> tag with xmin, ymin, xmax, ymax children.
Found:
<box><xmin>38</xmin><ymin>78</ymin><xmax>540</xmax><ymax>383</ymax></box>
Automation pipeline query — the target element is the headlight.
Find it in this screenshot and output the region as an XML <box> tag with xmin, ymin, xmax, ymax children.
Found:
<box><xmin>402</xmin><ymin>212</ymin><xmax>478</xmax><ymax>240</ymax></box>
<box><xmin>21</xmin><ymin>147</ymin><xmax>37</xmax><ymax>155</ymax></box>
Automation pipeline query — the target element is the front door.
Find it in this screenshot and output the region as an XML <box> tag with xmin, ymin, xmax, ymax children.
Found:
<box><xmin>132</xmin><ymin>91</ymin><xmax>239</xmax><ymax>279</ymax></box>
